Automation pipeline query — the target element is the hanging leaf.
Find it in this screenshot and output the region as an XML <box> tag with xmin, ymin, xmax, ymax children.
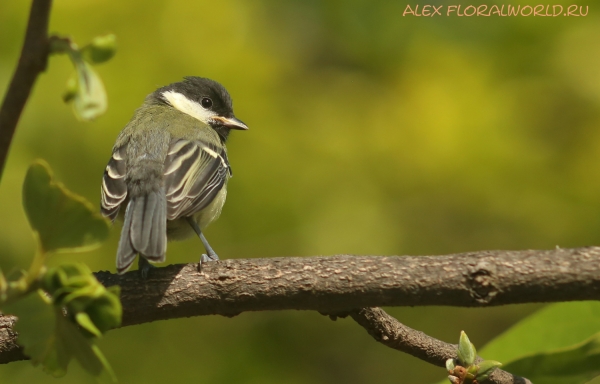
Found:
<box><xmin>68</xmin><ymin>57</ymin><xmax>108</xmax><ymax>121</ymax></box>
<box><xmin>49</xmin><ymin>34</ymin><xmax>114</xmax><ymax>120</ymax></box>
<box><xmin>22</xmin><ymin>160</ymin><xmax>110</xmax><ymax>254</ymax></box>
<box><xmin>54</xmin><ymin>299</ymin><xmax>117</xmax><ymax>382</ymax></box>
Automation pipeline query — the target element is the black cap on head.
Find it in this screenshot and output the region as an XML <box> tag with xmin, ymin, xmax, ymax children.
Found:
<box><xmin>154</xmin><ymin>77</ymin><xmax>233</xmax><ymax>117</ymax></box>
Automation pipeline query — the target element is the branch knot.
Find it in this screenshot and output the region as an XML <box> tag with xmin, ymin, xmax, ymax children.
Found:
<box><xmin>466</xmin><ymin>260</ymin><xmax>498</xmax><ymax>304</ymax></box>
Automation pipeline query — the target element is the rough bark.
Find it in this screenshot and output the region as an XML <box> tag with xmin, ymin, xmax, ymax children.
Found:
<box><xmin>101</xmin><ymin>247</ymin><xmax>600</xmax><ymax>326</ymax></box>
<box><xmin>2</xmin><ymin>246</ymin><xmax>599</xmax><ymax>383</ymax></box>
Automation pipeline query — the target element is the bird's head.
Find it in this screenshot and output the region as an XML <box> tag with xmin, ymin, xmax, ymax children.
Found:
<box><xmin>151</xmin><ymin>76</ymin><xmax>248</xmax><ymax>140</ymax></box>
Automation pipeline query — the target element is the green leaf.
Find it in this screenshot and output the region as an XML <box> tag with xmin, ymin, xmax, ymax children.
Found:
<box><xmin>75</xmin><ymin>312</ymin><xmax>102</xmax><ymax>338</ymax></box>
<box><xmin>80</xmin><ymin>34</ymin><xmax>117</xmax><ymax>64</ymax></box>
<box><xmin>4</xmin><ymin>288</ymin><xmax>117</xmax><ymax>381</ymax></box>
<box><xmin>480</xmin><ymin>302</ymin><xmax>600</xmax><ymax>361</ymax></box>
<box><xmin>476</xmin><ymin>360</ymin><xmax>502</xmax><ymax>382</ymax></box>
<box><xmin>83</xmin><ymin>285</ymin><xmax>122</xmax><ymax>334</ymax></box>
<box><xmin>64</xmin><ymin>54</ymin><xmax>107</xmax><ymax>121</ymax></box>
<box><xmin>3</xmin><ymin>291</ymin><xmax>61</xmax><ymax>375</ymax></box>
<box><xmin>50</xmin><ymin>309</ymin><xmax>117</xmax><ymax>382</ymax></box>
<box><xmin>435</xmin><ymin>303</ymin><xmax>600</xmax><ymax>384</ymax></box>
<box><xmin>42</xmin><ymin>263</ymin><xmax>122</xmax><ymax>336</ymax></box>
<box><xmin>500</xmin><ymin>332</ymin><xmax>600</xmax><ymax>384</ymax></box>
<box><xmin>22</xmin><ymin>160</ymin><xmax>110</xmax><ymax>254</ymax></box>
<box><xmin>458</xmin><ymin>331</ymin><xmax>476</xmax><ymax>366</ymax></box>
<box><xmin>472</xmin><ymin>302</ymin><xmax>600</xmax><ymax>384</ymax></box>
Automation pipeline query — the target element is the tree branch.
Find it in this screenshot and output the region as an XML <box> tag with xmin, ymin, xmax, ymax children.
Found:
<box><xmin>1</xmin><ymin>246</ymin><xmax>599</xmax><ymax>379</ymax></box>
<box><xmin>346</xmin><ymin>307</ymin><xmax>532</xmax><ymax>384</ymax></box>
<box><xmin>107</xmin><ymin>246</ymin><xmax>600</xmax><ymax>325</ymax></box>
<box><xmin>0</xmin><ymin>0</ymin><xmax>53</xmax><ymax>181</ymax></box>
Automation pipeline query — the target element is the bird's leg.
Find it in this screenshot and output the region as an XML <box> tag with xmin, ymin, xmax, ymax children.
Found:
<box><xmin>186</xmin><ymin>217</ymin><xmax>219</xmax><ymax>271</ymax></box>
<box><xmin>138</xmin><ymin>256</ymin><xmax>155</xmax><ymax>279</ymax></box>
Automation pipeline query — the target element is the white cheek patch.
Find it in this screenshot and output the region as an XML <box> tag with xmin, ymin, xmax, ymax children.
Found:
<box><xmin>161</xmin><ymin>90</ymin><xmax>216</xmax><ymax>124</ymax></box>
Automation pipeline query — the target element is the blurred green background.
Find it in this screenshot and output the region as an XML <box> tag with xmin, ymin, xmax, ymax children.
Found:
<box><xmin>1</xmin><ymin>0</ymin><xmax>599</xmax><ymax>383</ymax></box>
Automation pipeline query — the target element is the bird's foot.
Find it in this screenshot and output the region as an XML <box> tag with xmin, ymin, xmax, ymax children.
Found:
<box><xmin>139</xmin><ymin>258</ymin><xmax>156</xmax><ymax>279</ymax></box>
<box><xmin>198</xmin><ymin>252</ymin><xmax>219</xmax><ymax>272</ymax></box>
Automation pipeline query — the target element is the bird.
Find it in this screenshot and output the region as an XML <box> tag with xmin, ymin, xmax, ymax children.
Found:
<box><xmin>100</xmin><ymin>77</ymin><xmax>248</xmax><ymax>276</ymax></box>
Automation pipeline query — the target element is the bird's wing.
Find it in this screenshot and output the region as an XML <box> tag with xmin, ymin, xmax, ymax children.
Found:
<box><xmin>164</xmin><ymin>139</ymin><xmax>231</xmax><ymax>220</ymax></box>
<box><xmin>101</xmin><ymin>145</ymin><xmax>128</xmax><ymax>222</ymax></box>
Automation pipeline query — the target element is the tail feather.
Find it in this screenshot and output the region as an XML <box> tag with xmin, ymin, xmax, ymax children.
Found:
<box><xmin>116</xmin><ymin>191</ymin><xmax>167</xmax><ymax>274</ymax></box>
<box><xmin>150</xmin><ymin>197</ymin><xmax>167</xmax><ymax>260</ymax></box>
<box><xmin>116</xmin><ymin>203</ymin><xmax>137</xmax><ymax>274</ymax></box>
<box><xmin>131</xmin><ymin>192</ymin><xmax>157</xmax><ymax>255</ymax></box>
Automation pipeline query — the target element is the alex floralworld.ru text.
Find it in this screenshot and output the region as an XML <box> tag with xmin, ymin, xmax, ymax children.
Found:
<box><xmin>403</xmin><ymin>4</ymin><xmax>588</xmax><ymax>17</ymax></box>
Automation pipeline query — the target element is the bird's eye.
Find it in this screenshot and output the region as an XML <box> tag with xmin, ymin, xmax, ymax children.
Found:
<box><xmin>201</xmin><ymin>97</ymin><xmax>213</xmax><ymax>109</ymax></box>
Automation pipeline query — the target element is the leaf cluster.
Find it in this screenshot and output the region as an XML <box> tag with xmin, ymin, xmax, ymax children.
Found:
<box><xmin>1</xmin><ymin>161</ymin><xmax>119</xmax><ymax>381</ymax></box>
<box><xmin>445</xmin><ymin>331</ymin><xmax>501</xmax><ymax>384</ymax></box>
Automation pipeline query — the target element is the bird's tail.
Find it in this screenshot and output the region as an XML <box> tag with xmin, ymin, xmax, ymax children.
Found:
<box><xmin>117</xmin><ymin>190</ymin><xmax>167</xmax><ymax>274</ymax></box>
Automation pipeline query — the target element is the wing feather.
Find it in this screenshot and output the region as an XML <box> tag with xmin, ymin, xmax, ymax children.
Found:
<box><xmin>101</xmin><ymin>146</ymin><xmax>128</xmax><ymax>222</ymax></box>
<box><xmin>164</xmin><ymin>139</ymin><xmax>230</xmax><ymax>221</ymax></box>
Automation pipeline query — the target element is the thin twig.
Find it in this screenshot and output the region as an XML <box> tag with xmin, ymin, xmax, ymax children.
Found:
<box><xmin>346</xmin><ymin>307</ymin><xmax>532</xmax><ymax>384</ymax></box>
<box><xmin>0</xmin><ymin>0</ymin><xmax>53</xmax><ymax>181</ymax></box>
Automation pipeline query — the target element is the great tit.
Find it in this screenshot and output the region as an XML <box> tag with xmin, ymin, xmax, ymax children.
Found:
<box><xmin>100</xmin><ymin>77</ymin><xmax>248</xmax><ymax>276</ymax></box>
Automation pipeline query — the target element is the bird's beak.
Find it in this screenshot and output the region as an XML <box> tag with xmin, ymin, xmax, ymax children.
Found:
<box><xmin>211</xmin><ymin>116</ymin><xmax>249</xmax><ymax>130</ymax></box>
